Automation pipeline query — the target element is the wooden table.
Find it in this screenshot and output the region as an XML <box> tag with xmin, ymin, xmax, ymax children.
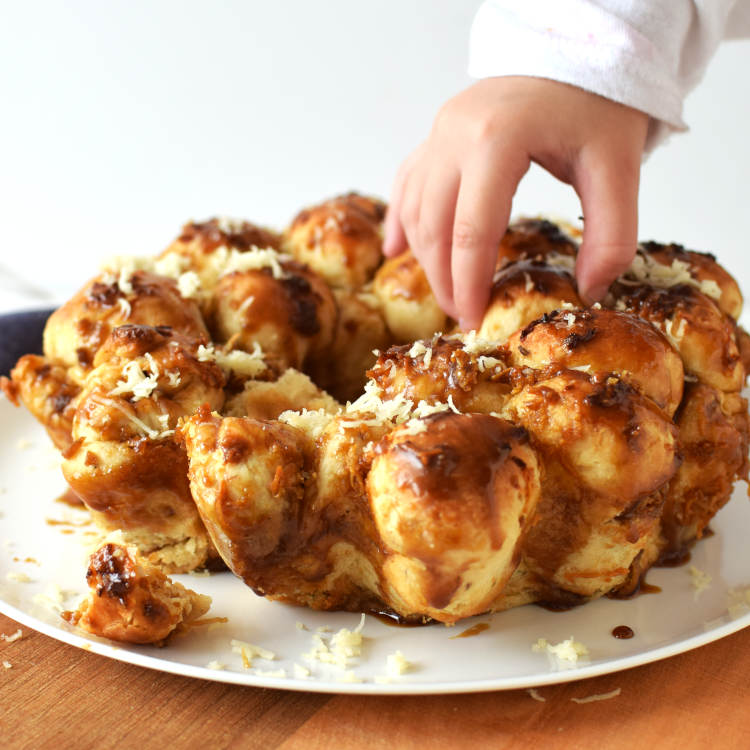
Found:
<box><xmin>1</xmin><ymin>611</ymin><xmax>748</xmax><ymax>749</ymax></box>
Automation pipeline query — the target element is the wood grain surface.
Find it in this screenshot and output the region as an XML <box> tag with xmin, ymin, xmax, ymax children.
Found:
<box><xmin>1</xmin><ymin>611</ymin><xmax>748</xmax><ymax>750</ymax></box>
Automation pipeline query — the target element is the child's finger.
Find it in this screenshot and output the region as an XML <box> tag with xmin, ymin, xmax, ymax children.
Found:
<box><xmin>384</xmin><ymin>166</ymin><xmax>411</xmax><ymax>258</ymax></box>
<box><xmin>413</xmin><ymin>164</ymin><xmax>460</xmax><ymax>317</ymax></box>
<box><xmin>574</xmin><ymin>155</ymin><xmax>641</xmax><ymax>303</ymax></box>
<box><xmin>450</xmin><ymin>151</ymin><xmax>528</xmax><ymax>329</ymax></box>
<box><xmin>384</xmin><ymin>145</ymin><xmax>425</xmax><ymax>258</ymax></box>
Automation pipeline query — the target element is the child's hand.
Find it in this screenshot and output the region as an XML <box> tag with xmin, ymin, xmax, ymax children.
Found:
<box><xmin>383</xmin><ymin>76</ymin><xmax>649</xmax><ymax>329</ymax></box>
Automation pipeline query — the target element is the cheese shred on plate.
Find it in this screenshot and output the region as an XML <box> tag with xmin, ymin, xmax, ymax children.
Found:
<box><xmin>532</xmin><ymin>636</ymin><xmax>589</xmax><ymax>664</ymax></box>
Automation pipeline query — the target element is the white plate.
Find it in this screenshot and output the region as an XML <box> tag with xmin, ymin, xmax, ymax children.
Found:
<box><xmin>1</xmin><ymin>397</ymin><xmax>749</xmax><ymax>695</ymax></box>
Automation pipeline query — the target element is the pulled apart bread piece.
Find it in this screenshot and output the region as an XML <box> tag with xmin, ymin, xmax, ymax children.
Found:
<box><xmin>63</xmin><ymin>538</ymin><xmax>211</xmax><ymax>645</ymax></box>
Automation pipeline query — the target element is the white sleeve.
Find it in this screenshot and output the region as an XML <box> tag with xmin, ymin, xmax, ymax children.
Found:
<box><xmin>467</xmin><ymin>0</ymin><xmax>749</xmax><ymax>151</ymax></box>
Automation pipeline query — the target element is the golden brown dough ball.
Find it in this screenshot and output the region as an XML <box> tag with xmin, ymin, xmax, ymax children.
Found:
<box><xmin>612</xmin><ymin>283</ymin><xmax>743</xmax><ymax>392</ymax></box>
<box><xmin>502</xmin><ymin>371</ymin><xmax>679</xmax><ymax>597</ymax></box>
<box><xmin>366</xmin><ymin>335</ymin><xmax>512</xmax><ymax>416</ymax></box>
<box><xmin>284</xmin><ymin>192</ymin><xmax>386</xmax><ymax>289</ymax></box>
<box><xmin>158</xmin><ymin>217</ymin><xmax>282</xmax><ymax>287</ymax></box>
<box><xmin>372</xmin><ymin>251</ymin><xmax>449</xmax><ymax>343</ymax></box>
<box><xmin>224</xmin><ymin>367</ymin><xmax>340</xmax><ymax>420</ymax></box>
<box><xmin>62</xmin><ymin>325</ymin><xmax>226</xmax><ymax>572</ymax></box>
<box><xmin>496</xmin><ymin>218</ymin><xmax>579</xmax><ymax>268</ymax></box>
<box><xmin>661</xmin><ymin>382</ymin><xmax>749</xmax><ymax>557</ymax></box>
<box><xmin>479</xmin><ymin>259</ymin><xmax>582</xmax><ymax>343</ymax></box>
<box><xmin>208</xmin><ymin>259</ymin><xmax>337</xmax><ymax>374</ymax></box>
<box><xmin>506</xmin><ymin>307</ymin><xmax>685</xmax><ymax>416</ymax></box>
<box><xmin>368</xmin><ymin>413</ymin><xmax>541</xmax><ymax>623</ymax></box>
<box><xmin>637</xmin><ymin>241</ymin><xmax>743</xmax><ymax>320</ymax></box>
<box><xmin>503</xmin><ymin>371</ymin><xmax>678</xmax><ymax>504</ymax></box>
<box><xmin>308</xmin><ymin>288</ymin><xmax>391</xmax><ymax>403</ymax></box>
<box><xmin>180</xmin><ymin>409</ymin><xmax>315</xmax><ymax>591</ymax></box>
<box><xmin>2</xmin><ymin>355</ymin><xmax>80</xmax><ymax>450</ymax></box>
<box><xmin>43</xmin><ymin>270</ymin><xmax>208</xmax><ymax>384</ymax></box>
<box><xmin>63</xmin><ymin>540</ymin><xmax>211</xmax><ymax>645</ymax></box>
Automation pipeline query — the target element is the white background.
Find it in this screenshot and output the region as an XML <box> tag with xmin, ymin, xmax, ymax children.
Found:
<box><xmin>1</xmin><ymin>1</ymin><xmax>749</xmax><ymax>317</ymax></box>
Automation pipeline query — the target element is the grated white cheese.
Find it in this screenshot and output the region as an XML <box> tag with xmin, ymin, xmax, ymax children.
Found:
<box><xmin>385</xmin><ymin>650</ymin><xmax>411</xmax><ymax>676</ymax></box>
<box><xmin>116</xmin><ymin>297</ymin><xmax>132</xmax><ymax>319</ymax></box>
<box><xmin>571</xmin><ymin>688</ymin><xmax>621</xmax><ymax>704</ymax></box>
<box><xmin>293</xmin><ymin>663</ymin><xmax>311</xmax><ymax>679</ymax></box>
<box><xmin>477</xmin><ymin>355</ymin><xmax>504</xmax><ymax>373</ymax></box>
<box><xmin>6</xmin><ymin>572</ymin><xmax>32</xmax><ymax>583</ymax></box>
<box><xmin>153</xmin><ymin>253</ymin><xmax>188</xmax><ymax>279</ymax></box>
<box><xmin>689</xmin><ymin>565</ymin><xmax>712</xmax><ymax>598</ymax></box>
<box><xmin>527</xmin><ymin>688</ymin><xmax>546</xmax><ymax>702</ymax></box>
<box><xmin>620</xmin><ymin>252</ymin><xmax>722</xmax><ymax>301</ymax></box>
<box><xmin>253</xmin><ymin>668</ymin><xmax>287</xmax><ymax>678</ymax></box>
<box><xmin>0</xmin><ymin>629</ymin><xmax>23</xmax><ymax>644</ymax></box>
<box><xmin>533</xmin><ymin>636</ymin><xmax>589</xmax><ymax>664</ymax></box>
<box><xmin>279</xmin><ymin>408</ymin><xmax>336</xmax><ymax>440</ymax></box>
<box><xmin>177</xmin><ymin>270</ymin><xmax>202</xmax><ymax>299</ymax></box>
<box><xmin>336</xmin><ymin>670</ymin><xmax>363</xmax><ymax>684</ymax></box>
<box><xmin>727</xmin><ymin>585</ymin><xmax>750</xmax><ymax>619</ymax></box>
<box><xmin>215</xmin><ymin>216</ymin><xmax>247</xmax><ymax>235</ymax></box>
<box><xmin>109</xmin><ymin>361</ymin><xmax>160</xmax><ymax>402</ymax></box>
<box><xmin>117</xmin><ymin>267</ymin><xmax>134</xmax><ymax>296</ymax></box>
<box><xmin>201</xmin><ymin>343</ymin><xmax>267</xmax><ymax>378</ymax></box>
<box><xmin>237</xmin><ymin>294</ymin><xmax>255</xmax><ymax>316</ymax></box>
<box><xmin>2</xmin><ymin>661</ymin><xmax>11</xmax><ymax>669</ymax></box>
<box><xmin>89</xmin><ymin>395</ymin><xmax>174</xmax><ymax>441</ymax></box>
<box><xmin>451</xmin><ymin>329</ymin><xmax>501</xmax><ymax>356</ymax></box>
<box><xmin>303</xmin><ymin>614</ymin><xmax>366</xmax><ymax>668</ymax></box>
<box><xmin>218</xmin><ymin>247</ymin><xmax>291</xmax><ymax>280</ymax></box>
<box><xmin>32</xmin><ymin>584</ymin><xmax>67</xmax><ymax>613</ymax></box>
<box><xmin>347</xmin><ymin>380</ymin><xmax>463</xmax><ymax>427</ymax></box>
<box><xmin>295</xmin><ymin>622</ymin><xmax>308</xmax><ymax>631</ymax></box>
<box><xmin>398</xmin><ymin>419</ymin><xmax>428</xmax><ymax>436</ymax></box>
<box><xmin>206</xmin><ymin>661</ymin><xmax>226</xmax><ymax>670</ymax></box>
<box><xmin>165</xmin><ymin>370</ymin><xmax>181</xmax><ymax>388</ymax></box>
<box><xmin>231</xmin><ymin>639</ymin><xmax>276</xmax><ymax>668</ymax></box>
<box><xmin>523</xmin><ymin>272</ymin><xmax>534</xmax><ymax>293</ymax></box>
<box><xmin>545</xmin><ymin>252</ymin><xmax>576</xmax><ymax>273</ymax></box>
<box><xmin>407</xmin><ymin>341</ymin><xmax>429</xmax><ymax>359</ymax></box>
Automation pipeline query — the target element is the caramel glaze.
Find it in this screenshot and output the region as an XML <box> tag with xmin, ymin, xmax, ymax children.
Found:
<box><xmin>366</xmin><ymin>609</ymin><xmax>434</xmax><ymax>627</ymax></box>
<box><xmin>288</xmin><ymin>193</ymin><xmax>385</xmax><ymax>280</ymax></box>
<box><xmin>513</xmin><ymin>371</ymin><xmax>679</xmax><ymax>594</ymax></box>
<box><xmin>4</xmin><ymin>355</ymin><xmax>81</xmax><ymax>450</ymax></box>
<box><xmin>376</xmin><ymin>413</ymin><xmax>533</xmax><ymax>610</ymax></box>
<box><xmin>182</xmin><ymin>408</ymin><xmax>391</xmax><ymax>612</ymax></box>
<box><xmin>87</xmin><ymin>542</ymin><xmax>134</xmax><ymax>604</ymax></box>
<box><xmin>290</xmin><ymin>193</ymin><xmax>386</xmax><ymax>236</ymax></box>
<box><xmin>491</xmin><ymin>260</ymin><xmax>579</xmax><ymax>304</ymax></box>
<box><xmin>57</xmin><ymin>487</ymin><xmax>85</xmax><ymax>507</ymax></box>
<box><xmin>639</xmin><ymin>240</ymin><xmax>742</xmax><ymax>320</ymax></box>
<box><xmin>209</xmin><ymin>260</ymin><xmax>336</xmax><ymax>374</ymax></box>
<box><xmin>369</xmin><ymin>337</ymin><xmax>511</xmax><ymax>410</ymax></box>
<box><xmin>374</xmin><ymin>251</ymin><xmax>433</xmax><ymax>302</ymax></box>
<box><xmin>496</xmin><ymin>218</ymin><xmax>578</xmax><ymax>267</ymax></box>
<box><xmin>659</xmin><ymin>381</ymin><xmax>749</xmax><ymax>559</ymax></box>
<box><xmin>48</xmin><ymin>270</ymin><xmax>208</xmax><ymax>375</ymax></box>
<box><xmin>509</xmin><ymin>307</ymin><xmax>684</xmax><ymax>415</ymax></box>
<box><xmin>612</xmin><ymin>625</ymin><xmax>634</xmax><ymax>639</ymax></box>
<box><xmin>176</xmin><ymin>218</ymin><xmax>282</xmax><ymax>253</ymax></box>
<box><xmin>613</xmin><ymin>283</ymin><xmax>741</xmax><ymax>385</ymax></box>
<box><xmin>450</xmin><ymin>622</ymin><xmax>490</xmax><ymax>638</ymax></box>
<box><xmin>67</xmin><ymin>439</ymin><xmax>194</xmax><ymax>532</ymax></box>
